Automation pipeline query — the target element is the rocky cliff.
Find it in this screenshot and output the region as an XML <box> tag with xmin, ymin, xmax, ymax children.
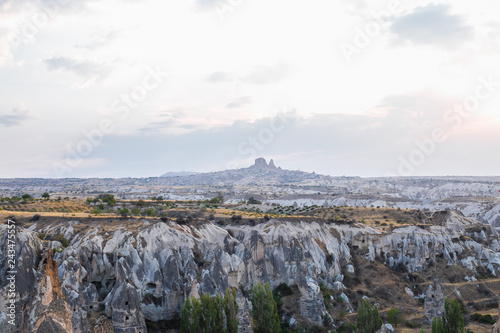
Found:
<box><xmin>1</xmin><ymin>210</ymin><xmax>499</xmax><ymax>332</ymax></box>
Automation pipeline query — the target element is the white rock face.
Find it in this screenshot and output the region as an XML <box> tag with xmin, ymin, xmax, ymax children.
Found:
<box><xmin>1</xmin><ymin>210</ymin><xmax>499</xmax><ymax>332</ymax></box>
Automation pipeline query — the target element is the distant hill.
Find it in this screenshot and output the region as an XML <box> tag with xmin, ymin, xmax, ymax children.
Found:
<box><xmin>160</xmin><ymin>171</ymin><xmax>200</xmax><ymax>177</ymax></box>
<box><xmin>158</xmin><ymin>157</ymin><xmax>333</xmax><ymax>186</ymax></box>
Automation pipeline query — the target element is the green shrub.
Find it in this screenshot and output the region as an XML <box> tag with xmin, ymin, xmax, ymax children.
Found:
<box><xmin>251</xmin><ymin>282</ymin><xmax>281</xmax><ymax>333</ymax></box>
<box><xmin>387</xmin><ymin>307</ymin><xmax>401</xmax><ymax>327</ymax></box>
<box><xmin>356</xmin><ymin>299</ymin><xmax>382</xmax><ymax>333</ymax></box>
<box><xmin>180</xmin><ymin>288</ymin><xmax>238</xmax><ymax>333</ymax></box>
<box><xmin>432</xmin><ymin>298</ymin><xmax>465</xmax><ymax>333</ymax></box>
<box><xmin>274</xmin><ymin>283</ymin><xmax>293</xmax><ymax>296</ymax></box>
<box><xmin>470</xmin><ymin>313</ymin><xmax>496</xmax><ymax>325</ymax></box>
<box><xmin>54</xmin><ymin>234</ymin><xmax>69</xmax><ymax>248</ymax></box>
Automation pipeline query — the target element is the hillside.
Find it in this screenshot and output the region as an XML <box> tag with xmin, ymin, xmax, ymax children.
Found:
<box><xmin>158</xmin><ymin>158</ymin><xmax>333</xmax><ymax>186</ymax></box>
<box><xmin>1</xmin><ymin>208</ymin><xmax>500</xmax><ymax>332</ymax></box>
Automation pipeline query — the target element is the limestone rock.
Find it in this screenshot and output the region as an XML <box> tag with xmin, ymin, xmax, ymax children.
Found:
<box><xmin>375</xmin><ymin>323</ymin><xmax>395</xmax><ymax>333</ymax></box>
<box><xmin>104</xmin><ymin>258</ymin><xmax>147</xmax><ymax>333</ymax></box>
<box><xmin>269</xmin><ymin>159</ymin><xmax>277</xmax><ymax>169</ymax></box>
<box><xmin>253</xmin><ymin>158</ymin><xmax>268</xmax><ymax>169</ymax></box>
<box><xmin>424</xmin><ymin>278</ymin><xmax>445</xmax><ymax>323</ymax></box>
<box><xmin>20</xmin><ymin>250</ymin><xmax>74</xmax><ymax>333</ymax></box>
<box><xmin>92</xmin><ymin>315</ymin><xmax>114</xmax><ymax>333</ymax></box>
<box><xmin>2</xmin><ymin>212</ymin><xmax>500</xmax><ymax>331</ymax></box>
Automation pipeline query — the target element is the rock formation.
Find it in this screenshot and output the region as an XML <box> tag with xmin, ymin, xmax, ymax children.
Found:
<box><xmin>424</xmin><ymin>278</ymin><xmax>445</xmax><ymax>323</ymax></box>
<box><xmin>1</xmin><ymin>210</ymin><xmax>500</xmax><ymax>332</ymax></box>
<box><xmin>20</xmin><ymin>250</ymin><xmax>74</xmax><ymax>333</ymax></box>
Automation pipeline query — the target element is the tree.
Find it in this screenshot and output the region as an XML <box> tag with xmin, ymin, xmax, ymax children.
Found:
<box><xmin>387</xmin><ymin>307</ymin><xmax>401</xmax><ymax>327</ymax></box>
<box><xmin>180</xmin><ymin>296</ymin><xmax>201</xmax><ymax>333</ymax></box>
<box><xmin>217</xmin><ymin>191</ymin><xmax>225</xmax><ymax>204</ymax></box>
<box><xmin>200</xmin><ymin>293</ymin><xmax>218</xmax><ymax>332</ymax></box>
<box><xmin>131</xmin><ymin>207</ymin><xmax>141</xmax><ymax>216</ymax></box>
<box><xmin>251</xmin><ymin>282</ymin><xmax>281</xmax><ymax>333</ymax></box>
<box><xmin>209</xmin><ymin>197</ymin><xmax>220</xmax><ymax>204</ymax></box>
<box><xmin>142</xmin><ymin>208</ymin><xmax>155</xmax><ymax>217</ymax></box>
<box><xmin>224</xmin><ymin>288</ymin><xmax>239</xmax><ymax>333</ymax></box>
<box><xmin>431</xmin><ymin>298</ymin><xmax>465</xmax><ymax>333</ymax></box>
<box><xmin>356</xmin><ymin>299</ymin><xmax>382</xmax><ymax>333</ymax></box>
<box><xmin>42</xmin><ymin>192</ymin><xmax>50</xmax><ymax>200</ymax></box>
<box><xmin>22</xmin><ymin>194</ymin><xmax>32</xmax><ymax>202</ymax></box>
<box><xmin>180</xmin><ymin>289</ymin><xmax>238</xmax><ymax>333</ymax></box>
<box><xmin>247</xmin><ymin>196</ymin><xmax>261</xmax><ymax>204</ymax></box>
<box><xmin>98</xmin><ymin>193</ymin><xmax>116</xmax><ymax>206</ymax></box>
<box><xmin>117</xmin><ymin>208</ymin><xmax>129</xmax><ymax>219</ymax></box>
<box><xmin>135</xmin><ymin>199</ymin><xmax>147</xmax><ymax>207</ymax></box>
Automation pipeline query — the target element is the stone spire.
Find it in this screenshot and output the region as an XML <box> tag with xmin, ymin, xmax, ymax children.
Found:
<box><xmin>253</xmin><ymin>158</ymin><xmax>268</xmax><ymax>168</ymax></box>
<box><xmin>269</xmin><ymin>159</ymin><xmax>276</xmax><ymax>169</ymax></box>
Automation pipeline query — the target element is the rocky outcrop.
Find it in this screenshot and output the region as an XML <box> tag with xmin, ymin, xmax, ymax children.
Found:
<box><xmin>20</xmin><ymin>250</ymin><xmax>74</xmax><ymax>333</ymax></box>
<box><xmin>104</xmin><ymin>258</ymin><xmax>147</xmax><ymax>333</ymax></box>
<box><xmin>375</xmin><ymin>323</ymin><xmax>394</xmax><ymax>333</ymax></box>
<box><xmin>1</xmin><ymin>211</ymin><xmax>500</xmax><ymax>332</ymax></box>
<box><xmin>424</xmin><ymin>278</ymin><xmax>445</xmax><ymax>323</ymax></box>
<box><xmin>269</xmin><ymin>159</ymin><xmax>277</xmax><ymax>169</ymax></box>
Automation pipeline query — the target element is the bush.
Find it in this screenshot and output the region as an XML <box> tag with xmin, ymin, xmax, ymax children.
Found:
<box><xmin>432</xmin><ymin>298</ymin><xmax>465</xmax><ymax>333</ymax></box>
<box><xmin>336</xmin><ymin>322</ymin><xmax>356</xmax><ymax>333</ymax></box>
<box><xmin>251</xmin><ymin>282</ymin><xmax>281</xmax><ymax>333</ymax></box>
<box><xmin>117</xmin><ymin>208</ymin><xmax>129</xmax><ymax>218</ymax></box>
<box><xmin>470</xmin><ymin>313</ymin><xmax>496</xmax><ymax>324</ymax></box>
<box><xmin>142</xmin><ymin>208</ymin><xmax>155</xmax><ymax>217</ymax></box>
<box><xmin>54</xmin><ymin>234</ymin><xmax>69</xmax><ymax>248</ymax></box>
<box><xmin>135</xmin><ymin>199</ymin><xmax>147</xmax><ymax>207</ymax></box>
<box><xmin>356</xmin><ymin>299</ymin><xmax>382</xmax><ymax>333</ymax></box>
<box><xmin>247</xmin><ymin>196</ymin><xmax>261</xmax><ymax>204</ymax></box>
<box><xmin>98</xmin><ymin>193</ymin><xmax>116</xmax><ymax>206</ymax></box>
<box><xmin>231</xmin><ymin>215</ymin><xmax>242</xmax><ymax>222</ymax></box>
<box><xmin>405</xmin><ymin>320</ymin><xmax>420</xmax><ymax>328</ymax></box>
<box><xmin>209</xmin><ymin>197</ymin><xmax>220</xmax><ymax>204</ymax></box>
<box><xmin>180</xmin><ymin>289</ymin><xmax>238</xmax><ymax>333</ymax></box>
<box><xmin>387</xmin><ymin>307</ymin><xmax>401</xmax><ymax>327</ymax></box>
<box><xmin>274</xmin><ymin>283</ymin><xmax>293</xmax><ymax>296</ymax></box>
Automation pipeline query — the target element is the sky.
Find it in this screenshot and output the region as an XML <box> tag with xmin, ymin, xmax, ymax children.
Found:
<box><xmin>1</xmin><ymin>0</ymin><xmax>500</xmax><ymax>178</ymax></box>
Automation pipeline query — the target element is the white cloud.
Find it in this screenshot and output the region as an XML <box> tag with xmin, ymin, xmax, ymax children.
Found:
<box><xmin>390</xmin><ymin>4</ymin><xmax>474</xmax><ymax>49</ymax></box>
<box><xmin>0</xmin><ymin>104</ymin><xmax>32</xmax><ymax>127</ymax></box>
<box><xmin>44</xmin><ymin>56</ymin><xmax>114</xmax><ymax>85</ymax></box>
<box><xmin>226</xmin><ymin>96</ymin><xmax>252</xmax><ymax>108</ymax></box>
<box><xmin>0</xmin><ymin>0</ymin><xmax>500</xmax><ymax>177</ymax></box>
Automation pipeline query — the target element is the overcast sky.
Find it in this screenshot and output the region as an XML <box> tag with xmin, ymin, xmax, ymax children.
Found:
<box><xmin>1</xmin><ymin>0</ymin><xmax>500</xmax><ymax>178</ymax></box>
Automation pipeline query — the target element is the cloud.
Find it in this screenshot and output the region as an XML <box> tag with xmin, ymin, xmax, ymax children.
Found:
<box><xmin>70</xmin><ymin>89</ymin><xmax>500</xmax><ymax>177</ymax></box>
<box><xmin>74</xmin><ymin>107</ymin><xmax>436</xmax><ymax>176</ymax></box>
<box><xmin>226</xmin><ymin>96</ymin><xmax>252</xmax><ymax>108</ymax></box>
<box><xmin>390</xmin><ymin>4</ymin><xmax>473</xmax><ymax>49</ymax></box>
<box><xmin>206</xmin><ymin>63</ymin><xmax>291</xmax><ymax>85</ymax></box>
<box><xmin>243</xmin><ymin>63</ymin><xmax>291</xmax><ymax>84</ymax></box>
<box><xmin>77</xmin><ymin>29</ymin><xmax>122</xmax><ymax>50</ymax></box>
<box><xmin>193</xmin><ymin>0</ymin><xmax>218</xmax><ymax>11</ymax></box>
<box><xmin>44</xmin><ymin>56</ymin><xmax>113</xmax><ymax>83</ymax></box>
<box><xmin>138</xmin><ymin>109</ymin><xmax>209</xmax><ymax>134</ymax></box>
<box><xmin>0</xmin><ymin>0</ymin><xmax>89</xmax><ymax>13</ymax></box>
<box><xmin>206</xmin><ymin>71</ymin><xmax>234</xmax><ymax>83</ymax></box>
<box><xmin>0</xmin><ymin>105</ymin><xmax>32</xmax><ymax>127</ymax></box>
